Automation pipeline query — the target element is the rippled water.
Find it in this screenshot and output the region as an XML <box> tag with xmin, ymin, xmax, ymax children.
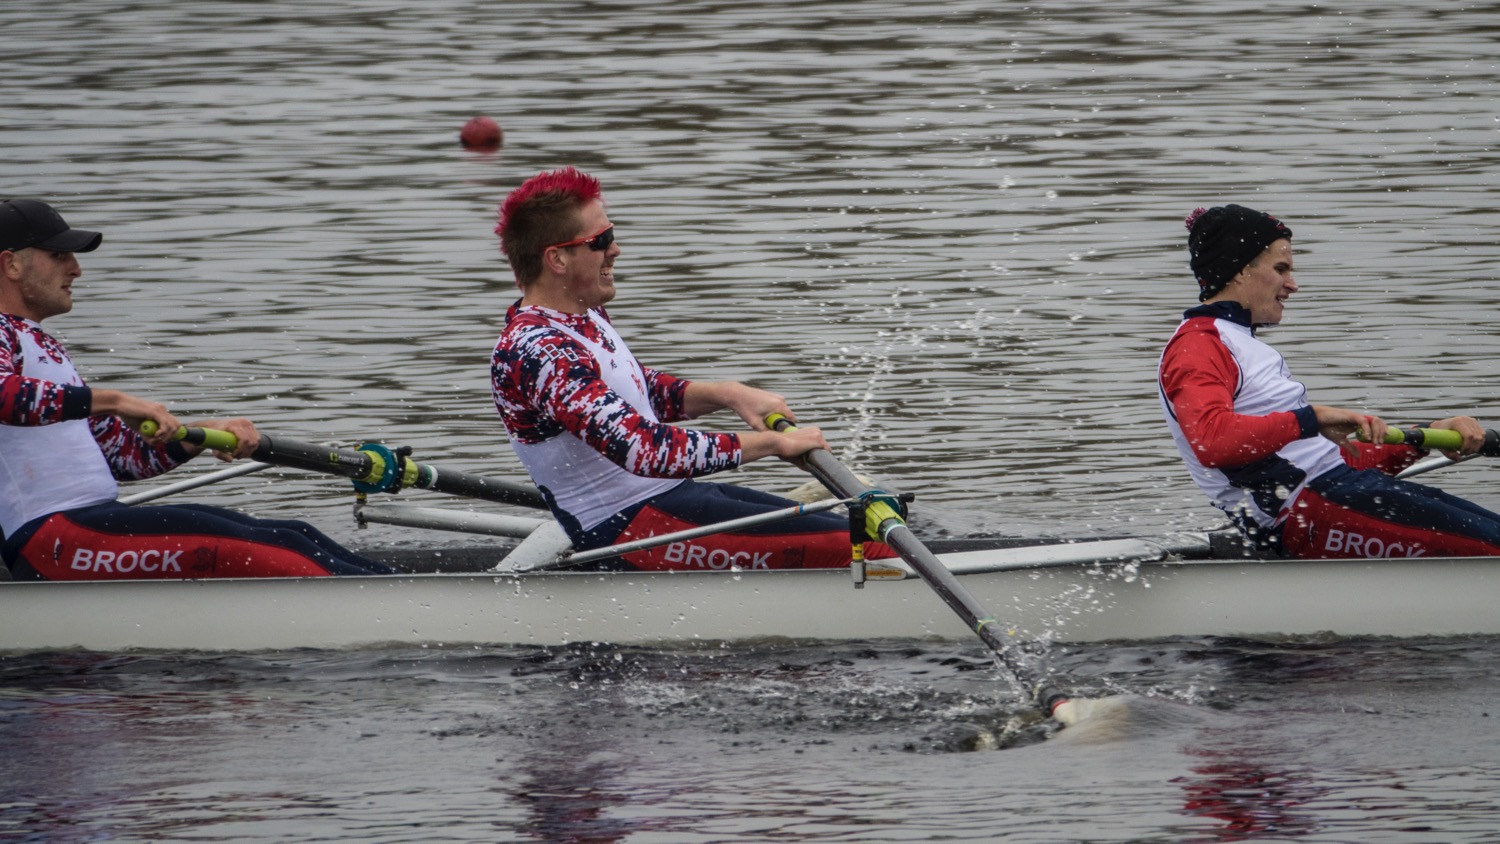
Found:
<box><xmin>7</xmin><ymin>0</ymin><xmax>1500</xmax><ymax>839</ymax></box>
<box><xmin>4</xmin><ymin>638</ymin><xmax>1500</xmax><ymax>842</ymax></box>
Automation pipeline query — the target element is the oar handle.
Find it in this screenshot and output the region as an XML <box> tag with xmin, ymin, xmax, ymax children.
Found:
<box><xmin>141</xmin><ymin>419</ymin><xmax>241</xmax><ymax>452</ymax></box>
<box><xmin>765</xmin><ymin>413</ymin><xmax>1071</xmax><ymax>717</ymax></box>
<box><xmin>138</xmin><ymin>422</ymin><xmax>547</xmax><ymax>509</ymax></box>
<box><xmin>1382</xmin><ymin>427</ymin><xmax>1500</xmax><ymax>457</ymax></box>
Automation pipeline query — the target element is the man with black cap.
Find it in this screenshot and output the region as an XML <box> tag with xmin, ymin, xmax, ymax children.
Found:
<box><xmin>1158</xmin><ymin>203</ymin><xmax>1500</xmax><ymax>559</ymax></box>
<box><xmin>0</xmin><ymin>198</ymin><xmax>393</xmax><ymax>580</ymax></box>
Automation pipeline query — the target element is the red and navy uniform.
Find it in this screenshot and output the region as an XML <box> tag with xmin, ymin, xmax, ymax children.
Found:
<box><xmin>491</xmin><ymin>302</ymin><xmax>891</xmax><ymax>570</ymax></box>
<box><xmin>1159</xmin><ymin>301</ymin><xmax>1500</xmax><ymax>558</ymax></box>
<box><xmin>0</xmin><ymin>314</ymin><xmax>393</xmax><ymax>580</ymax></box>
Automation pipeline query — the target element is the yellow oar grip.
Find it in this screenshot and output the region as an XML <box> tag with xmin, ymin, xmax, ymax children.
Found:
<box><xmin>1381</xmin><ymin>427</ymin><xmax>1462</xmax><ymax>450</ymax></box>
<box><xmin>138</xmin><ymin>420</ymin><xmax>242</xmax><ymax>453</ymax></box>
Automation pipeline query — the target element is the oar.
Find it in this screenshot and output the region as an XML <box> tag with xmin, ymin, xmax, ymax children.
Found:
<box><xmin>767</xmin><ymin>414</ymin><xmax>1087</xmax><ymax>725</ymax></box>
<box><xmin>139</xmin><ymin>422</ymin><xmax>547</xmax><ymax>510</ymax></box>
<box><xmin>1381</xmin><ymin>426</ymin><xmax>1500</xmax><ymax>455</ymax></box>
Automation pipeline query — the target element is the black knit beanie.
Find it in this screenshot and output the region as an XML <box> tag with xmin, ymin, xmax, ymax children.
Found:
<box><xmin>1185</xmin><ymin>204</ymin><xmax>1293</xmax><ymax>301</ymax></box>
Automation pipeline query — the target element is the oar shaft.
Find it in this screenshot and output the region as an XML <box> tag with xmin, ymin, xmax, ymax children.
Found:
<box><xmin>770</xmin><ymin>415</ymin><xmax>1067</xmax><ymax>715</ymax></box>
<box><xmin>1383</xmin><ymin>427</ymin><xmax>1500</xmax><ymax>456</ymax></box>
<box><xmin>405</xmin><ymin>459</ymin><xmax>547</xmax><ymax>508</ymax></box>
<box><xmin>251</xmin><ymin>433</ymin><xmax>380</xmax><ymax>480</ymax></box>
<box><xmin>145</xmin><ymin>423</ymin><xmax>547</xmax><ymax>509</ymax></box>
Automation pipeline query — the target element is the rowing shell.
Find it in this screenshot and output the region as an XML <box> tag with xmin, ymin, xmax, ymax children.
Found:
<box><xmin>2</xmin><ymin>541</ymin><xmax>1497</xmax><ymax>652</ymax></box>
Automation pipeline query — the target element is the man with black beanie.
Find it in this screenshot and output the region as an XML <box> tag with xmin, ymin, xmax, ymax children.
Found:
<box><xmin>1158</xmin><ymin>203</ymin><xmax>1500</xmax><ymax>559</ymax></box>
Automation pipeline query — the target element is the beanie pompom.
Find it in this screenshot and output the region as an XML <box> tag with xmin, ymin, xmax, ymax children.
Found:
<box><xmin>1184</xmin><ymin>207</ymin><xmax>1209</xmax><ymax>232</ymax></box>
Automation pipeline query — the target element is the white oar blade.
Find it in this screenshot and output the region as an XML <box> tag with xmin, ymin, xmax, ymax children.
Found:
<box><xmin>1050</xmin><ymin>695</ymin><xmax>1135</xmax><ymax>729</ymax></box>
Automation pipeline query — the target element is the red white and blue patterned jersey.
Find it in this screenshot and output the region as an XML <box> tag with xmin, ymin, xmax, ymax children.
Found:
<box><xmin>1158</xmin><ymin>302</ymin><xmax>1419</xmax><ymax>529</ymax></box>
<box><xmin>0</xmin><ymin>314</ymin><xmax>188</xmax><ymax>537</ymax></box>
<box><xmin>491</xmin><ymin>303</ymin><xmax>743</xmax><ymax>531</ymax></box>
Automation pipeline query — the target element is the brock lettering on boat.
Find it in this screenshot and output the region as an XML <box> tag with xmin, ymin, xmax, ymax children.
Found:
<box><xmin>70</xmin><ymin>548</ymin><xmax>184</xmax><ymax>573</ymax></box>
<box><xmin>661</xmin><ymin>542</ymin><xmax>772</xmax><ymax>570</ymax></box>
<box><xmin>1323</xmin><ymin>528</ymin><xmax>1427</xmax><ymax>558</ymax></box>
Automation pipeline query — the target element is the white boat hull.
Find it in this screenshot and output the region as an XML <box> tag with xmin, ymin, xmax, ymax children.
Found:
<box><xmin>3</xmin><ymin>550</ymin><xmax>1498</xmax><ymax>652</ymax></box>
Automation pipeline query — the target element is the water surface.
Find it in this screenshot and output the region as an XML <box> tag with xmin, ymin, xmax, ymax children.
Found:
<box><xmin>5</xmin><ymin>0</ymin><xmax>1500</xmax><ymax>839</ymax></box>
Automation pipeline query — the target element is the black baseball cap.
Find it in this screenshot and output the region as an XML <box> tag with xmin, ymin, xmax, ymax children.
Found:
<box><xmin>0</xmin><ymin>199</ymin><xmax>103</xmax><ymax>253</ymax></box>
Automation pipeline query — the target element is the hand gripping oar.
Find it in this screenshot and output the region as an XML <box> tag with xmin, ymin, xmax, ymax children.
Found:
<box><xmin>766</xmin><ymin>413</ymin><xmax>1079</xmax><ymax>724</ymax></box>
<box><xmin>139</xmin><ymin>422</ymin><xmax>547</xmax><ymax>510</ymax></box>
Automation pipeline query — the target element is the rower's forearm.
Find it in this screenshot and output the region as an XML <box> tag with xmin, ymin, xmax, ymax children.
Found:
<box><xmin>88</xmin><ymin>387</ymin><xmax>124</xmax><ymax>415</ymax></box>
<box><xmin>737</xmin><ymin>431</ymin><xmax>783</xmax><ymax>463</ymax></box>
<box><xmin>680</xmin><ymin>380</ymin><xmax>736</xmax><ymax>419</ymax></box>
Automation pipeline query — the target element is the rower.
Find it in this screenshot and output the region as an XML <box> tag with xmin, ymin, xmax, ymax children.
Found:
<box><xmin>1158</xmin><ymin>203</ymin><xmax>1500</xmax><ymax>559</ymax></box>
<box><xmin>488</xmin><ymin>167</ymin><xmax>897</xmax><ymax>571</ymax></box>
<box><xmin>0</xmin><ymin>198</ymin><xmax>394</xmax><ymax>580</ymax></box>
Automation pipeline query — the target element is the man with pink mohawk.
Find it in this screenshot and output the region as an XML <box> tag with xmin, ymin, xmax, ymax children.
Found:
<box><xmin>490</xmin><ymin>167</ymin><xmax>895</xmax><ymax>571</ymax></box>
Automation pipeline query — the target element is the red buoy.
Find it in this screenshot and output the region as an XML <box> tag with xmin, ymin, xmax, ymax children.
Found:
<box><xmin>460</xmin><ymin>116</ymin><xmax>503</xmax><ymax>151</ymax></box>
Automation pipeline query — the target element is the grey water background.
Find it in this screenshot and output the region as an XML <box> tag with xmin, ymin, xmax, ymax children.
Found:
<box><xmin>6</xmin><ymin>0</ymin><xmax>1500</xmax><ymax>840</ymax></box>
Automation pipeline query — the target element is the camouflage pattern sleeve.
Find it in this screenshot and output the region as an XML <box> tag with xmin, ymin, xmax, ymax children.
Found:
<box><xmin>642</xmin><ymin>365</ymin><xmax>689</xmax><ymax>422</ymax></box>
<box><xmin>89</xmin><ymin>413</ymin><xmax>191</xmax><ymax>481</ymax></box>
<box><xmin>494</xmin><ymin>325</ymin><xmax>741</xmax><ymax>478</ymax></box>
<box><xmin>0</xmin><ymin>316</ymin><xmax>92</xmax><ymax>425</ymax></box>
